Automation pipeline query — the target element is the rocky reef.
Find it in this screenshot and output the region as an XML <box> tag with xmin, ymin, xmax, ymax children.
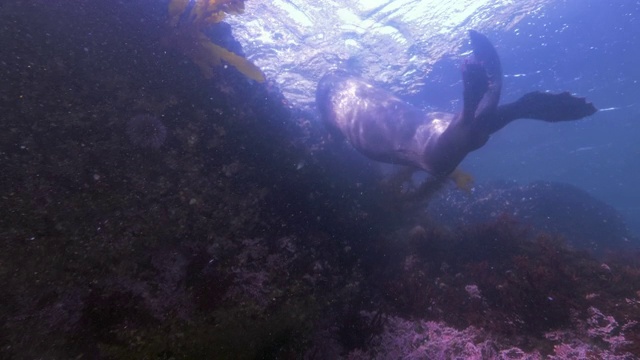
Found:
<box><xmin>0</xmin><ymin>1</ymin><xmax>639</xmax><ymax>359</ymax></box>
<box><xmin>428</xmin><ymin>181</ymin><xmax>637</xmax><ymax>254</ymax></box>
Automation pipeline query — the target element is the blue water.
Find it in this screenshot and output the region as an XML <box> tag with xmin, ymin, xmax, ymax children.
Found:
<box><xmin>429</xmin><ymin>1</ymin><xmax>640</xmax><ymax>235</ymax></box>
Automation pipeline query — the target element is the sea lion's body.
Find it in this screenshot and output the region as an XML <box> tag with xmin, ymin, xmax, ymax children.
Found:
<box><xmin>317</xmin><ymin>74</ymin><xmax>471</xmax><ymax>176</ymax></box>
<box><xmin>316</xmin><ymin>31</ymin><xmax>597</xmax><ymax>178</ymax></box>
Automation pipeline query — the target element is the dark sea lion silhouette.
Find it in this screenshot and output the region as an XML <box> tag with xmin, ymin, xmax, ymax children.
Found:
<box><xmin>316</xmin><ymin>30</ymin><xmax>597</xmax><ymax>180</ymax></box>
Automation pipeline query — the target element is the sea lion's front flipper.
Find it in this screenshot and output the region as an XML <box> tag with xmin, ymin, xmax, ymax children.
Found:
<box><xmin>488</xmin><ymin>91</ymin><xmax>598</xmax><ymax>132</ymax></box>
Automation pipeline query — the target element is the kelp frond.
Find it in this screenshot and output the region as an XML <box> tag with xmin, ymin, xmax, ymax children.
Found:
<box><xmin>166</xmin><ymin>0</ymin><xmax>264</xmax><ymax>82</ymax></box>
<box><xmin>450</xmin><ymin>168</ymin><xmax>474</xmax><ymax>193</ymax></box>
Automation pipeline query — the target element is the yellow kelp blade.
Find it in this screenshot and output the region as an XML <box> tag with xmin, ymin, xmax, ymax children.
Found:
<box><xmin>450</xmin><ymin>168</ymin><xmax>474</xmax><ymax>193</ymax></box>
<box><xmin>192</xmin><ymin>0</ymin><xmax>216</xmax><ymax>24</ymax></box>
<box><xmin>220</xmin><ymin>0</ymin><xmax>245</xmax><ymax>15</ymax></box>
<box><xmin>199</xmin><ymin>39</ymin><xmax>265</xmax><ymax>82</ymax></box>
<box><xmin>203</xmin><ymin>11</ymin><xmax>226</xmax><ymax>25</ymax></box>
<box><xmin>192</xmin><ymin>0</ymin><xmax>242</xmax><ymax>25</ymax></box>
<box><xmin>168</xmin><ymin>0</ymin><xmax>190</xmax><ymax>27</ymax></box>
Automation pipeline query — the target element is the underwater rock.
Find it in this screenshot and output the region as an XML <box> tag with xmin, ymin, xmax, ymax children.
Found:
<box><xmin>345</xmin><ymin>313</ymin><xmax>637</xmax><ymax>360</ymax></box>
<box><xmin>428</xmin><ymin>181</ymin><xmax>637</xmax><ymax>254</ymax></box>
<box><xmin>126</xmin><ymin>114</ymin><xmax>167</xmax><ymax>149</ymax></box>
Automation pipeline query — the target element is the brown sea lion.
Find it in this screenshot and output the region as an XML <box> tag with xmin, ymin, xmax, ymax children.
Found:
<box><xmin>316</xmin><ymin>31</ymin><xmax>597</xmax><ymax>182</ymax></box>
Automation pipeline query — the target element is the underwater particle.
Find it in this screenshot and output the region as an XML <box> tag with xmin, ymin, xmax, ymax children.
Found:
<box><xmin>126</xmin><ymin>114</ymin><xmax>167</xmax><ymax>149</ymax></box>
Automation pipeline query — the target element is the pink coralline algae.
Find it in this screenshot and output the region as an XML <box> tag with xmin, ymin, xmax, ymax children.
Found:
<box><xmin>346</xmin><ymin>315</ymin><xmax>507</xmax><ymax>360</ymax></box>
<box><xmin>543</xmin><ymin>307</ymin><xmax>637</xmax><ymax>359</ymax></box>
<box><xmin>465</xmin><ymin>284</ymin><xmax>482</xmax><ymax>299</ymax></box>
<box><xmin>345</xmin><ymin>313</ymin><xmax>639</xmax><ymax>360</ymax></box>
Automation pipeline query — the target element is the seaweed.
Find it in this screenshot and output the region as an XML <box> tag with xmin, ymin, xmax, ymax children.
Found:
<box><xmin>165</xmin><ymin>0</ymin><xmax>265</xmax><ymax>82</ymax></box>
<box><xmin>371</xmin><ymin>215</ymin><xmax>640</xmax><ymax>356</ymax></box>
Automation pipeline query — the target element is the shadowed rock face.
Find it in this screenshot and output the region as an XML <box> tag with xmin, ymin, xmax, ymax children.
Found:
<box><xmin>428</xmin><ymin>181</ymin><xmax>637</xmax><ymax>254</ymax></box>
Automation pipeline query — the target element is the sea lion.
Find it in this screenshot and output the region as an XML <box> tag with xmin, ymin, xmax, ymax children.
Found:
<box><xmin>316</xmin><ymin>30</ymin><xmax>597</xmax><ymax>180</ymax></box>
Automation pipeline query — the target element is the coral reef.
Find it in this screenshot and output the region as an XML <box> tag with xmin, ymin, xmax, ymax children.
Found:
<box><xmin>164</xmin><ymin>0</ymin><xmax>265</xmax><ymax>82</ymax></box>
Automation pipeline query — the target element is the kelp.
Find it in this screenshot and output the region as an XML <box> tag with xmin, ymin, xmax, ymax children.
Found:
<box><xmin>450</xmin><ymin>168</ymin><xmax>474</xmax><ymax>192</ymax></box>
<box><xmin>165</xmin><ymin>0</ymin><xmax>265</xmax><ymax>82</ymax></box>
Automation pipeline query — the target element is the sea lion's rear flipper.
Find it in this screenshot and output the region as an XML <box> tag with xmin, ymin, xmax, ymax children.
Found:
<box><xmin>488</xmin><ymin>91</ymin><xmax>598</xmax><ymax>133</ymax></box>
<box><xmin>468</xmin><ymin>30</ymin><xmax>501</xmax><ymax>84</ymax></box>
<box><xmin>517</xmin><ymin>91</ymin><xmax>597</xmax><ymax>121</ymax></box>
<box><xmin>461</xmin><ymin>61</ymin><xmax>489</xmax><ymax>121</ymax></box>
<box><xmin>468</xmin><ymin>30</ymin><xmax>502</xmax><ymax>119</ymax></box>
